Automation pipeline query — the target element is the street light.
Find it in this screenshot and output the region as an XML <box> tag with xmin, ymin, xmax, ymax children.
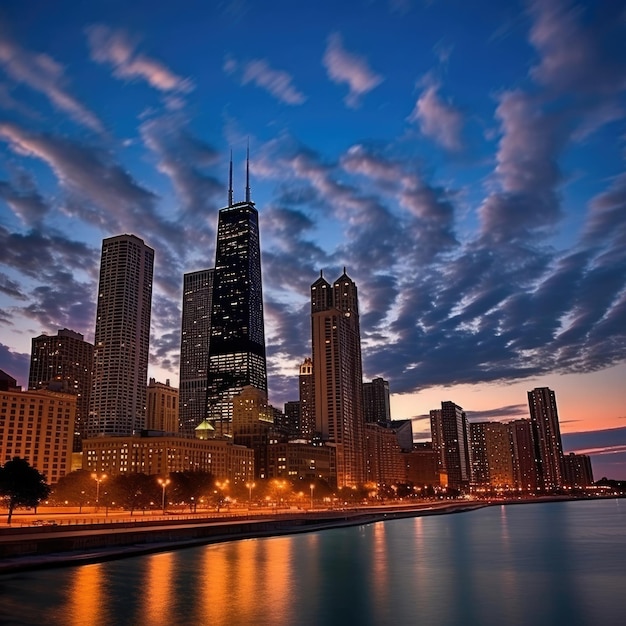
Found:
<box><xmin>158</xmin><ymin>478</ymin><xmax>171</xmax><ymax>514</ymax></box>
<box><xmin>310</xmin><ymin>483</ymin><xmax>315</xmax><ymax>510</ymax></box>
<box><xmin>246</xmin><ymin>481</ymin><xmax>256</xmax><ymax>507</ymax></box>
<box><xmin>92</xmin><ymin>472</ymin><xmax>107</xmax><ymax>512</ymax></box>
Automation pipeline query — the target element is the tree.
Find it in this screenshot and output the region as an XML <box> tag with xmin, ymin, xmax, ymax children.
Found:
<box><xmin>108</xmin><ymin>474</ymin><xmax>160</xmax><ymax>514</ymax></box>
<box><xmin>50</xmin><ymin>470</ymin><xmax>96</xmax><ymax>509</ymax></box>
<box><xmin>0</xmin><ymin>457</ymin><xmax>51</xmax><ymax>524</ymax></box>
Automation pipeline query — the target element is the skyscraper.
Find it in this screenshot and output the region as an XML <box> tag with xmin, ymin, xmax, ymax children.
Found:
<box><xmin>362</xmin><ymin>377</ymin><xmax>391</xmax><ymax>424</ymax></box>
<box><xmin>311</xmin><ymin>269</ymin><xmax>365</xmax><ymax>487</ymax></box>
<box><xmin>88</xmin><ymin>234</ymin><xmax>154</xmax><ymax>438</ymax></box>
<box><xmin>528</xmin><ymin>387</ymin><xmax>564</xmax><ymax>491</ymax></box>
<box><xmin>29</xmin><ymin>328</ymin><xmax>93</xmax><ymax>451</ymax></box>
<box><xmin>206</xmin><ymin>157</ymin><xmax>267</xmax><ymax>433</ymax></box>
<box><xmin>179</xmin><ymin>268</ymin><xmax>213</xmax><ymax>435</ymax></box>
<box><xmin>434</xmin><ymin>401</ymin><xmax>471</xmax><ymax>491</ymax></box>
<box><xmin>298</xmin><ymin>357</ymin><xmax>314</xmax><ymax>441</ymax></box>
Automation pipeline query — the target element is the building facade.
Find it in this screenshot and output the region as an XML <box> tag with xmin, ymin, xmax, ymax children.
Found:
<box><xmin>298</xmin><ymin>358</ymin><xmax>315</xmax><ymax>441</ymax></box>
<box><xmin>311</xmin><ymin>270</ymin><xmax>365</xmax><ymax>487</ymax></box>
<box><xmin>82</xmin><ymin>434</ymin><xmax>254</xmax><ymax>481</ymax></box>
<box><xmin>266</xmin><ymin>441</ymin><xmax>335</xmax><ymax>484</ymax></box>
<box><xmin>206</xmin><ymin>161</ymin><xmax>267</xmax><ymax>434</ymax></box>
<box><xmin>88</xmin><ymin>234</ymin><xmax>154</xmax><ymax>438</ymax></box>
<box><xmin>362</xmin><ymin>377</ymin><xmax>391</xmax><ymax>424</ymax></box>
<box><xmin>146</xmin><ymin>378</ymin><xmax>179</xmax><ymax>433</ymax></box>
<box><xmin>562</xmin><ymin>452</ymin><xmax>594</xmax><ymax>488</ymax></box>
<box><xmin>436</xmin><ymin>401</ymin><xmax>471</xmax><ymax>491</ymax></box>
<box><xmin>510</xmin><ymin>418</ymin><xmax>539</xmax><ymax>492</ymax></box>
<box><xmin>28</xmin><ymin>328</ymin><xmax>93</xmax><ymax>451</ymax></box>
<box><xmin>364</xmin><ymin>422</ymin><xmax>405</xmax><ymax>486</ymax></box>
<box><xmin>179</xmin><ymin>268</ymin><xmax>213</xmax><ymax>435</ymax></box>
<box><xmin>0</xmin><ymin>388</ymin><xmax>76</xmax><ymax>484</ymax></box>
<box><xmin>528</xmin><ymin>387</ymin><xmax>564</xmax><ymax>491</ymax></box>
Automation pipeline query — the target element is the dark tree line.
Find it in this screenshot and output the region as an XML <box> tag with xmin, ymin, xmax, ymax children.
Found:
<box><xmin>0</xmin><ymin>457</ymin><xmax>50</xmax><ymax>524</ymax></box>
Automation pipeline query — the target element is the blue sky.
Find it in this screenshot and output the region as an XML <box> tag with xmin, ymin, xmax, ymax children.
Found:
<box><xmin>1</xmin><ymin>0</ymin><xmax>625</xmax><ymax>478</ymax></box>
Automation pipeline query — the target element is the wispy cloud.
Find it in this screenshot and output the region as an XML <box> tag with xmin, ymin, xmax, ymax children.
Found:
<box><xmin>408</xmin><ymin>80</ymin><xmax>464</xmax><ymax>151</ymax></box>
<box><xmin>0</xmin><ymin>31</ymin><xmax>103</xmax><ymax>132</ymax></box>
<box><xmin>323</xmin><ymin>33</ymin><xmax>383</xmax><ymax>108</ymax></box>
<box><xmin>226</xmin><ymin>57</ymin><xmax>306</xmax><ymax>105</ymax></box>
<box><xmin>87</xmin><ymin>25</ymin><xmax>193</xmax><ymax>93</ymax></box>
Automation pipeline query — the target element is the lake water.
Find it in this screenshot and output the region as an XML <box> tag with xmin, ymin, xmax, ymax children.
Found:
<box><xmin>1</xmin><ymin>499</ymin><xmax>625</xmax><ymax>626</ymax></box>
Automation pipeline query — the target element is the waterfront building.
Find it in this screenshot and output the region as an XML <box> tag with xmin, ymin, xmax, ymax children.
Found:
<box><xmin>266</xmin><ymin>441</ymin><xmax>335</xmax><ymax>484</ymax></box>
<box><xmin>311</xmin><ymin>270</ymin><xmax>365</xmax><ymax>487</ymax></box>
<box><xmin>562</xmin><ymin>452</ymin><xmax>594</xmax><ymax>488</ymax></box>
<box><xmin>298</xmin><ymin>357</ymin><xmax>315</xmax><ymax>441</ymax></box>
<box><xmin>88</xmin><ymin>234</ymin><xmax>154</xmax><ymax>438</ymax></box>
<box><xmin>528</xmin><ymin>387</ymin><xmax>565</xmax><ymax>491</ymax></box>
<box><xmin>364</xmin><ymin>422</ymin><xmax>405</xmax><ymax>485</ymax></box>
<box><xmin>362</xmin><ymin>377</ymin><xmax>391</xmax><ymax>424</ymax></box>
<box><xmin>283</xmin><ymin>401</ymin><xmax>301</xmax><ymax>437</ymax></box>
<box><xmin>0</xmin><ymin>386</ymin><xmax>76</xmax><ymax>484</ymax></box>
<box><xmin>28</xmin><ymin>328</ymin><xmax>93</xmax><ymax>452</ymax></box>
<box><xmin>206</xmin><ymin>157</ymin><xmax>267</xmax><ymax>435</ymax></box>
<box><xmin>82</xmin><ymin>433</ymin><xmax>254</xmax><ymax>481</ymax></box>
<box><xmin>509</xmin><ymin>418</ymin><xmax>539</xmax><ymax>492</ymax></box>
<box><xmin>179</xmin><ymin>268</ymin><xmax>213</xmax><ymax>435</ymax></box>
<box><xmin>469</xmin><ymin>422</ymin><xmax>490</xmax><ymax>487</ymax></box>
<box><xmin>435</xmin><ymin>401</ymin><xmax>471</xmax><ymax>491</ymax></box>
<box><xmin>403</xmin><ymin>443</ymin><xmax>440</xmax><ymax>487</ymax></box>
<box><xmin>430</xmin><ymin>409</ymin><xmax>445</xmax><ymax>483</ymax></box>
<box><xmin>146</xmin><ymin>378</ymin><xmax>179</xmax><ymax>433</ymax></box>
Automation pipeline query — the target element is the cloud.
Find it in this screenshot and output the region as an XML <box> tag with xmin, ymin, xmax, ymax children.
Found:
<box><xmin>408</xmin><ymin>81</ymin><xmax>464</xmax><ymax>151</ymax></box>
<box><xmin>227</xmin><ymin>57</ymin><xmax>306</xmax><ymax>105</ymax></box>
<box><xmin>0</xmin><ymin>173</ymin><xmax>50</xmax><ymax>226</ymax></box>
<box><xmin>466</xmin><ymin>404</ymin><xmax>529</xmax><ymax>421</ymax></box>
<box><xmin>0</xmin><ymin>30</ymin><xmax>103</xmax><ymax>132</ymax></box>
<box><xmin>0</xmin><ymin>343</ymin><xmax>30</xmax><ymax>388</ymax></box>
<box><xmin>87</xmin><ymin>25</ymin><xmax>193</xmax><ymax>93</ymax></box>
<box><xmin>323</xmin><ymin>33</ymin><xmax>383</xmax><ymax>108</ymax></box>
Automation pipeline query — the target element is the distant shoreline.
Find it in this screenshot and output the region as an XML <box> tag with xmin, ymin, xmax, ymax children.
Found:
<box><xmin>0</xmin><ymin>496</ymin><xmax>617</xmax><ymax>575</ymax></box>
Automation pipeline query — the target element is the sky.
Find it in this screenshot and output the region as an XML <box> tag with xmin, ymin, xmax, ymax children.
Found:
<box><xmin>0</xmin><ymin>0</ymin><xmax>625</xmax><ymax>479</ymax></box>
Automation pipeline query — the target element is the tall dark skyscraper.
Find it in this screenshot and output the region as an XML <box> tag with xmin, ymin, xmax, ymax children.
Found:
<box><xmin>29</xmin><ymin>328</ymin><xmax>93</xmax><ymax>451</ymax></box>
<box><xmin>431</xmin><ymin>401</ymin><xmax>471</xmax><ymax>491</ymax></box>
<box><xmin>528</xmin><ymin>386</ymin><xmax>564</xmax><ymax>491</ymax></box>
<box><xmin>311</xmin><ymin>269</ymin><xmax>365</xmax><ymax>487</ymax></box>
<box><xmin>362</xmin><ymin>377</ymin><xmax>391</xmax><ymax>424</ymax></box>
<box><xmin>206</xmin><ymin>157</ymin><xmax>267</xmax><ymax>433</ymax></box>
<box><xmin>178</xmin><ymin>268</ymin><xmax>213</xmax><ymax>435</ymax></box>
<box><xmin>88</xmin><ymin>234</ymin><xmax>154</xmax><ymax>438</ymax></box>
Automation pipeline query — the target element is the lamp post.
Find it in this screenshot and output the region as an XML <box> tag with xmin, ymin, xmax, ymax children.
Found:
<box><xmin>246</xmin><ymin>481</ymin><xmax>256</xmax><ymax>507</ymax></box>
<box><xmin>310</xmin><ymin>483</ymin><xmax>315</xmax><ymax>510</ymax></box>
<box><xmin>158</xmin><ymin>478</ymin><xmax>170</xmax><ymax>514</ymax></box>
<box><xmin>92</xmin><ymin>473</ymin><xmax>107</xmax><ymax>512</ymax></box>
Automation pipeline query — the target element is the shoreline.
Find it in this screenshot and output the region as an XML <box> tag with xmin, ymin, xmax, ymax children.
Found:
<box><xmin>0</xmin><ymin>496</ymin><xmax>615</xmax><ymax>575</ymax></box>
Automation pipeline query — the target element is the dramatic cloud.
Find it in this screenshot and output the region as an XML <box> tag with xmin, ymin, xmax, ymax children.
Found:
<box><xmin>226</xmin><ymin>57</ymin><xmax>306</xmax><ymax>105</ymax></box>
<box><xmin>87</xmin><ymin>25</ymin><xmax>193</xmax><ymax>93</ymax></box>
<box><xmin>409</xmin><ymin>81</ymin><xmax>464</xmax><ymax>151</ymax></box>
<box><xmin>323</xmin><ymin>33</ymin><xmax>383</xmax><ymax>107</ymax></box>
<box><xmin>0</xmin><ymin>31</ymin><xmax>103</xmax><ymax>132</ymax></box>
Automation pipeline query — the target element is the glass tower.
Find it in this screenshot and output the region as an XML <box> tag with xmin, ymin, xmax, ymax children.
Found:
<box><xmin>206</xmin><ymin>157</ymin><xmax>267</xmax><ymax>434</ymax></box>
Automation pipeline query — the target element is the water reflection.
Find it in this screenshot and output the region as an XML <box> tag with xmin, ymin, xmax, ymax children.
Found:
<box><xmin>67</xmin><ymin>564</ymin><xmax>110</xmax><ymax>626</ymax></box>
<box><xmin>139</xmin><ymin>552</ymin><xmax>174</xmax><ymax>625</ymax></box>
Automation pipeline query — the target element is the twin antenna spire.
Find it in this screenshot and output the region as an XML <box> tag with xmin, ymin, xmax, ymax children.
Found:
<box><xmin>228</xmin><ymin>142</ymin><xmax>251</xmax><ymax>207</ymax></box>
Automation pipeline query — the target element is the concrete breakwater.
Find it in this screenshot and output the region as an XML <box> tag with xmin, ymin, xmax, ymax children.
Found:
<box><xmin>0</xmin><ymin>502</ymin><xmax>485</xmax><ymax>573</ymax></box>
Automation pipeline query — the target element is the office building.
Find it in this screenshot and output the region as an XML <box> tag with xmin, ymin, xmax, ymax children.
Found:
<box><xmin>146</xmin><ymin>378</ymin><xmax>179</xmax><ymax>433</ymax></box>
<box><xmin>0</xmin><ymin>386</ymin><xmax>76</xmax><ymax>484</ymax></box>
<box><xmin>88</xmin><ymin>234</ymin><xmax>154</xmax><ymax>438</ymax></box>
<box><xmin>510</xmin><ymin>418</ymin><xmax>539</xmax><ymax>492</ymax></box>
<box><xmin>433</xmin><ymin>401</ymin><xmax>471</xmax><ymax>491</ymax></box>
<box><xmin>311</xmin><ymin>270</ymin><xmax>365</xmax><ymax>487</ymax></box>
<box><xmin>179</xmin><ymin>268</ymin><xmax>213</xmax><ymax>435</ymax></box>
<box><xmin>206</xmin><ymin>157</ymin><xmax>267</xmax><ymax>434</ymax></box>
<box><xmin>28</xmin><ymin>328</ymin><xmax>93</xmax><ymax>451</ymax></box>
<box><xmin>403</xmin><ymin>443</ymin><xmax>439</xmax><ymax>487</ymax></box>
<box><xmin>528</xmin><ymin>387</ymin><xmax>564</xmax><ymax>491</ymax></box>
<box><xmin>362</xmin><ymin>377</ymin><xmax>391</xmax><ymax>424</ymax></box>
<box><xmin>562</xmin><ymin>452</ymin><xmax>594</xmax><ymax>488</ymax></box>
<box><xmin>364</xmin><ymin>422</ymin><xmax>405</xmax><ymax>485</ymax></box>
<box><xmin>266</xmin><ymin>441</ymin><xmax>335</xmax><ymax>484</ymax></box>
<box><xmin>298</xmin><ymin>357</ymin><xmax>315</xmax><ymax>440</ymax></box>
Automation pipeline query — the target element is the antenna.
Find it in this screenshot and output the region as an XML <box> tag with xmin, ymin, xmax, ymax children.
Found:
<box><xmin>245</xmin><ymin>140</ymin><xmax>251</xmax><ymax>203</ymax></box>
<box><xmin>228</xmin><ymin>150</ymin><xmax>233</xmax><ymax>207</ymax></box>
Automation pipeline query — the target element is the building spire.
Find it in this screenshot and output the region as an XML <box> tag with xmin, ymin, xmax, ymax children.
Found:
<box><xmin>245</xmin><ymin>140</ymin><xmax>251</xmax><ymax>203</ymax></box>
<box><xmin>228</xmin><ymin>150</ymin><xmax>233</xmax><ymax>207</ymax></box>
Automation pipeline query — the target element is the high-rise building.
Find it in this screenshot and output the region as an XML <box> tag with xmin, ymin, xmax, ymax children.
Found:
<box><xmin>0</xmin><ymin>386</ymin><xmax>76</xmax><ymax>484</ymax></box>
<box><xmin>562</xmin><ymin>452</ymin><xmax>594</xmax><ymax>488</ymax></box>
<box><xmin>206</xmin><ymin>158</ymin><xmax>267</xmax><ymax>434</ymax></box>
<box><xmin>311</xmin><ymin>270</ymin><xmax>365</xmax><ymax>487</ymax></box>
<box><xmin>179</xmin><ymin>268</ymin><xmax>213</xmax><ymax>435</ymax></box>
<box><xmin>362</xmin><ymin>377</ymin><xmax>391</xmax><ymax>424</ymax></box>
<box><xmin>437</xmin><ymin>401</ymin><xmax>471</xmax><ymax>491</ymax></box>
<box><xmin>88</xmin><ymin>234</ymin><xmax>154</xmax><ymax>438</ymax></box>
<box><xmin>28</xmin><ymin>328</ymin><xmax>93</xmax><ymax>451</ymax></box>
<box><xmin>527</xmin><ymin>387</ymin><xmax>564</xmax><ymax>491</ymax></box>
<box><xmin>146</xmin><ymin>378</ymin><xmax>179</xmax><ymax>433</ymax></box>
<box><xmin>283</xmin><ymin>401</ymin><xmax>301</xmax><ymax>437</ymax></box>
<box><xmin>510</xmin><ymin>418</ymin><xmax>539</xmax><ymax>492</ymax></box>
<box><xmin>298</xmin><ymin>357</ymin><xmax>314</xmax><ymax>440</ymax></box>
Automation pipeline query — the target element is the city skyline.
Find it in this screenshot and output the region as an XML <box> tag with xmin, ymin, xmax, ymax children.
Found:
<box><xmin>0</xmin><ymin>1</ymin><xmax>625</xmax><ymax>478</ymax></box>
